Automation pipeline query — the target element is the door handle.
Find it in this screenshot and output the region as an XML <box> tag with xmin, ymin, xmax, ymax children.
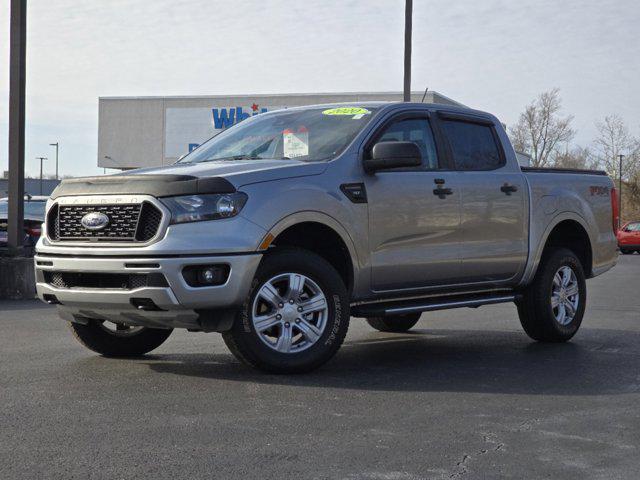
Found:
<box><xmin>433</xmin><ymin>187</ymin><xmax>453</xmax><ymax>198</ymax></box>
<box><xmin>500</xmin><ymin>183</ymin><xmax>518</xmax><ymax>195</ymax></box>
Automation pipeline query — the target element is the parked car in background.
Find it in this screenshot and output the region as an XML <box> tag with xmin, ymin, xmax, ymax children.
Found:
<box><xmin>0</xmin><ymin>195</ymin><xmax>48</xmax><ymax>248</ymax></box>
<box><xmin>618</xmin><ymin>221</ymin><xmax>640</xmax><ymax>254</ymax></box>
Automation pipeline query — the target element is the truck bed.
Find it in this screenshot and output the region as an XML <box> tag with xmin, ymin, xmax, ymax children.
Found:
<box><xmin>521</xmin><ymin>166</ymin><xmax>608</xmax><ymax>176</ymax></box>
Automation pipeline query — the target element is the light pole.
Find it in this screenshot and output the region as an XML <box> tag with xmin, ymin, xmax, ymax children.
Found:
<box><xmin>403</xmin><ymin>0</ymin><xmax>413</xmax><ymax>102</ymax></box>
<box><xmin>7</xmin><ymin>0</ymin><xmax>27</xmax><ymax>250</ymax></box>
<box><xmin>36</xmin><ymin>156</ymin><xmax>47</xmax><ymax>195</ymax></box>
<box><xmin>49</xmin><ymin>142</ymin><xmax>59</xmax><ymax>180</ymax></box>
<box><xmin>619</xmin><ymin>154</ymin><xmax>624</xmax><ymax>228</ymax></box>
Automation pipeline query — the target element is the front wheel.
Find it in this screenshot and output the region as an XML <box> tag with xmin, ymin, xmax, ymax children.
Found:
<box><xmin>222</xmin><ymin>248</ymin><xmax>350</xmax><ymax>373</ymax></box>
<box><xmin>620</xmin><ymin>248</ymin><xmax>632</xmax><ymax>255</ymax></box>
<box><xmin>517</xmin><ymin>248</ymin><xmax>586</xmax><ymax>342</ymax></box>
<box><xmin>366</xmin><ymin>313</ymin><xmax>421</xmax><ymax>332</ymax></box>
<box><xmin>69</xmin><ymin>319</ymin><xmax>172</xmax><ymax>356</ymax></box>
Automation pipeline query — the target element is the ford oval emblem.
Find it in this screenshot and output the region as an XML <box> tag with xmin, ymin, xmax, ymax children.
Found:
<box><xmin>80</xmin><ymin>212</ymin><xmax>110</xmax><ymax>231</ymax></box>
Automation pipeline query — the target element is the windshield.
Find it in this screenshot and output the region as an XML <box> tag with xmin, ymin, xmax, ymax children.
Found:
<box><xmin>179</xmin><ymin>106</ymin><xmax>379</xmax><ymax>164</ymax></box>
<box><xmin>0</xmin><ymin>199</ymin><xmax>47</xmax><ymax>219</ymax></box>
<box><xmin>625</xmin><ymin>222</ymin><xmax>640</xmax><ymax>232</ymax></box>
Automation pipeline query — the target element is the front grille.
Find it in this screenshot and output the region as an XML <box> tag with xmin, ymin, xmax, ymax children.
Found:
<box><xmin>47</xmin><ymin>201</ymin><xmax>163</xmax><ymax>242</ymax></box>
<box><xmin>44</xmin><ymin>271</ymin><xmax>168</xmax><ymax>290</ymax></box>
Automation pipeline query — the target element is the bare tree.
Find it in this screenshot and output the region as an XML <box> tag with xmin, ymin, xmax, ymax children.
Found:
<box><xmin>625</xmin><ymin>171</ymin><xmax>640</xmax><ymax>222</ymax></box>
<box><xmin>509</xmin><ymin>89</ymin><xmax>575</xmax><ymax>167</ymax></box>
<box><xmin>554</xmin><ymin>146</ymin><xmax>596</xmax><ymax>170</ymax></box>
<box><xmin>593</xmin><ymin>114</ymin><xmax>640</xmax><ymax>180</ymax></box>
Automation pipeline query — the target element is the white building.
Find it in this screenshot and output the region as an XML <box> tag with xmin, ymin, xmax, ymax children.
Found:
<box><xmin>98</xmin><ymin>91</ymin><xmax>463</xmax><ymax>170</ymax></box>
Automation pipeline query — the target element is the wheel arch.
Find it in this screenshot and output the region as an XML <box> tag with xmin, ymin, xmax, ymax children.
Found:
<box><xmin>260</xmin><ymin>212</ymin><xmax>359</xmax><ymax>294</ymax></box>
<box><xmin>527</xmin><ymin>213</ymin><xmax>595</xmax><ymax>282</ymax></box>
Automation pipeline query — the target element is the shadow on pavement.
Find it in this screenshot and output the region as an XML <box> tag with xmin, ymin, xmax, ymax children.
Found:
<box><xmin>137</xmin><ymin>328</ymin><xmax>640</xmax><ymax>396</ymax></box>
<box><xmin>0</xmin><ymin>298</ymin><xmax>48</xmax><ymax>311</ymax></box>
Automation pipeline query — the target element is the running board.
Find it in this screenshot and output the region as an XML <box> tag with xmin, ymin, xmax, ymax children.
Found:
<box><xmin>352</xmin><ymin>293</ymin><xmax>520</xmax><ymax>317</ymax></box>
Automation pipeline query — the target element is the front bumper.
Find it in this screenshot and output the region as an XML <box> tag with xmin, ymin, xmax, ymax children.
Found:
<box><xmin>34</xmin><ymin>253</ymin><xmax>262</xmax><ymax>330</ymax></box>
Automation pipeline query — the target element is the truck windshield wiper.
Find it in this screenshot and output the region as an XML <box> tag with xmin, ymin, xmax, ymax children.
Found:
<box><xmin>196</xmin><ymin>155</ymin><xmax>292</xmax><ymax>163</ymax></box>
<box><xmin>196</xmin><ymin>155</ymin><xmax>262</xmax><ymax>163</ymax></box>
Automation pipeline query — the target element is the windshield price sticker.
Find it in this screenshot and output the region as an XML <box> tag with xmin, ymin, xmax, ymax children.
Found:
<box><xmin>322</xmin><ymin>107</ymin><xmax>371</xmax><ymax>119</ymax></box>
<box><xmin>283</xmin><ymin>126</ymin><xmax>309</xmax><ymax>158</ymax></box>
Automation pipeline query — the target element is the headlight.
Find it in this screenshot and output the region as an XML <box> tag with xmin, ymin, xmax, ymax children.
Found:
<box><xmin>161</xmin><ymin>193</ymin><xmax>248</xmax><ymax>224</ymax></box>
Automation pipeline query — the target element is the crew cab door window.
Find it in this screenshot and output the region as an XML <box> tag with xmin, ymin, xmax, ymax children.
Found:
<box><xmin>373</xmin><ymin>118</ymin><xmax>439</xmax><ymax>170</ymax></box>
<box><xmin>441</xmin><ymin>120</ymin><xmax>503</xmax><ymax>170</ymax></box>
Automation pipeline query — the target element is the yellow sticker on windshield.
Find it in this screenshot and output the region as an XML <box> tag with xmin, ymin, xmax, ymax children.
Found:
<box><xmin>322</xmin><ymin>107</ymin><xmax>371</xmax><ymax>118</ymax></box>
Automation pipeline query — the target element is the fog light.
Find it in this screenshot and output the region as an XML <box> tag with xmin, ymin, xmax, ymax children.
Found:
<box><xmin>182</xmin><ymin>264</ymin><xmax>230</xmax><ymax>287</ymax></box>
<box><xmin>199</xmin><ymin>267</ymin><xmax>221</xmax><ymax>284</ymax></box>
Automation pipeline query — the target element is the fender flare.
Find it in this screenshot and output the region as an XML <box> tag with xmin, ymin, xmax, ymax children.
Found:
<box><xmin>521</xmin><ymin>211</ymin><xmax>594</xmax><ymax>285</ymax></box>
<box><xmin>258</xmin><ymin>210</ymin><xmax>361</xmax><ymax>269</ymax></box>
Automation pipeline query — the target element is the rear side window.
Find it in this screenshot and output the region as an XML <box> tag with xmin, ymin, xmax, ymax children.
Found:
<box><xmin>442</xmin><ymin>120</ymin><xmax>503</xmax><ymax>170</ymax></box>
<box><xmin>373</xmin><ymin>118</ymin><xmax>439</xmax><ymax>170</ymax></box>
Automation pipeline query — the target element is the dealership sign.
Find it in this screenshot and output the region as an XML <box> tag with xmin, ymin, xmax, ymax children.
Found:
<box><xmin>165</xmin><ymin>104</ymin><xmax>283</xmax><ymax>158</ymax></box>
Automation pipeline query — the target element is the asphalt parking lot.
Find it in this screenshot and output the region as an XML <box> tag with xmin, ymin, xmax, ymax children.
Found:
<box><xmin>1</xmin><ymin>255</ymin><xmax>639</xmax><ymax>480</ymax></box>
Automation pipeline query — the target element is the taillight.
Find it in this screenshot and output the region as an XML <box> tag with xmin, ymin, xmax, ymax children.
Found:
<box><xmin>611</xmin><ymin>187</ymin><xmax>619</xmax><ymax>234</ymax></box>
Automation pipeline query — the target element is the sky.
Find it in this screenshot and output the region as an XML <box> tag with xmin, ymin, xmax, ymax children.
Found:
<box><xmin>1</xmin><ymin>0</ymin><xmax>639</xmax><ymax>177</ymax></box>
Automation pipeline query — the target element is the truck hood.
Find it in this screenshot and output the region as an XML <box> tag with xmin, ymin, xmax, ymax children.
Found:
<box><xmin>50</xmin><ymin>159</ymin><xmax>328</xmax><ymax>199</ymax></box>
<box><xmin>130</xmin><ymin>159</ymin><xmax>327</xmax><ymax>188</ymax></box>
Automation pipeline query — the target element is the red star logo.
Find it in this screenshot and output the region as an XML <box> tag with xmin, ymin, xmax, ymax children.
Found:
<box><xmin>251</xmin><ymin>103</ymin><xmax>259</xmax><ymax>112</ymax></box>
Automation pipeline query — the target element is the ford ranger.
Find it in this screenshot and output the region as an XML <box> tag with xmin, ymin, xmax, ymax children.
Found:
<box><xmin>35</xmin><ymin>103</ymin><xmax>619</xmax><ymax>372</ymax></box>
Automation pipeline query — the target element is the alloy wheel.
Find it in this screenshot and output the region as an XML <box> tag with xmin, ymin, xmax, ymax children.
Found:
<box><xmin>550</xmin><ymin>265</ymin><xmax>580</xmax><ymax>326</ymax></box>
<box><xmin>251</xmin><ymin>273</ymin><xmax>329</xmax><ymax>353</ymax></box>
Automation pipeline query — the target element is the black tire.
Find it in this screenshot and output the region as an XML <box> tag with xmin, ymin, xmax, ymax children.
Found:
<box><xmin>517</xmin><ymin>248</ymin><xmax>586</xmax><ymax>342</ymax></box>
<box><xmin>69</xmin><ymin>319</ymin><xmax>172</xmax><ymax>356</ymax></box>
<box><xmin>222</xmin><ymin>248</ymin><xmax>350</xmax><ymax>373</ymax></box>
<box><xmin>620</xmin><ymin>248</ymin><xmax>632</xmax><ymax>255</ymax></box>
<box><xmin>366</xmin><ymin>313</ymin><xmax>421</xmax><ymax>332</ymax></box>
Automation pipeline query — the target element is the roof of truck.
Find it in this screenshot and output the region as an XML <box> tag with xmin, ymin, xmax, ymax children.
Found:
<box><xmin>268</xmin><ymin>101</ymin><xmax>494</xmax><ymax>121</ymax></box>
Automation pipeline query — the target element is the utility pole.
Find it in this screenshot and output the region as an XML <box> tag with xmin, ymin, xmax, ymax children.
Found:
<box><xmin>8</xmin><ymin>0</ymin><xmax>27</xmax><ymax>250</ymax></box>
<box><xmin>619</xmin><ymin>154</ymin><xmax>624</xmax><ymax>228</ymax></box>
<box><xmin>50</xmin><ymin>142</ymin><xmax>59</xmax><ymax>180</ymax></box>
<box><xmin>36</xmin><ymin>157</ymin><xmax>47</xmax><ymax>195</ymax></box>
<box><xmin>403</xmin><ymin>0</ymin><xmax>412</xmax><ymax>102</ymax></box>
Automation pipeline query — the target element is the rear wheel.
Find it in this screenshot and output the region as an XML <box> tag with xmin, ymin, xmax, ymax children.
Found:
<box><xmin>68</xmin><ymin>319</ymin><xmax>172</xmax><ymax>356</ymax></box>
<box><xmin>366</xmin><ymin>313</ymin><xmax>421</xmax><ymax>333</ymax></box>
<box><xmin>222</xmin><ymin>248</ymin><xmax>350</xmax><ymax>373</ymax></box>
<box><xmin>620</xmin><ymin>248</ymin><xmax>632</xmax><ymax>255</ymax></box>
<box><xmin>517</xmin><ymin>248</ymin><xmax>586</xmax><ymax>342</ymax></box>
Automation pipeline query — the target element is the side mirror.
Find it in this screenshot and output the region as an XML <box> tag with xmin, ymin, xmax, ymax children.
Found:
<box><xmin>364</xmin><ymin>141</ymin><xmax>422</xmax><ymax>173</ymax></box>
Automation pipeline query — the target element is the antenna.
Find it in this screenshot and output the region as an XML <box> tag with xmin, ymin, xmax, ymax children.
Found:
<box><xmin>420</xmin><ymin>86</ymin><xmax>429</xmax><ymax>103</ymax></box>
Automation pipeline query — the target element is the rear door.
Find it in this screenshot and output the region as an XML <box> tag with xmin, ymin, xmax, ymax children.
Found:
<box><xmin>438</xmin><ymin>112</ymin><xmax>528</xmax><ymax>283</ymax></box>
<box><xmin>364</xmin><ymin>111</ymin><xmax>463</xmax><ymax>291</ymax></box>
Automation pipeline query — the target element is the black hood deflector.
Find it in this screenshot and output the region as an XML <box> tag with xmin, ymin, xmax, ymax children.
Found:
<box><xmin>50</xmin><ymin>175</ymin><xmax>236</xmax><ymax>199</ymax></box>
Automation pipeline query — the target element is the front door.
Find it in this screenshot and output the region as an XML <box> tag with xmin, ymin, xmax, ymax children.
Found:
<box><xmin>364</xmin><ymin>114</ymin><xmax>463</xmax><ymax>292</ymax></box>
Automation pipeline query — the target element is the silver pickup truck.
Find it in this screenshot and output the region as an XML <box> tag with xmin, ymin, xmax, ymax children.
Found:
<box><xmin>35</xmin><ymin>103</ymin><xmax>618</xmax><ymax>372</ymax></box>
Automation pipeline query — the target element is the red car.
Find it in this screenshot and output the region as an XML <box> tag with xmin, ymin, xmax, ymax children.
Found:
<box><xmin>618</xmin><ymin>221</ymin><xmax>640</xmax><ymax>254</ymax></box>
